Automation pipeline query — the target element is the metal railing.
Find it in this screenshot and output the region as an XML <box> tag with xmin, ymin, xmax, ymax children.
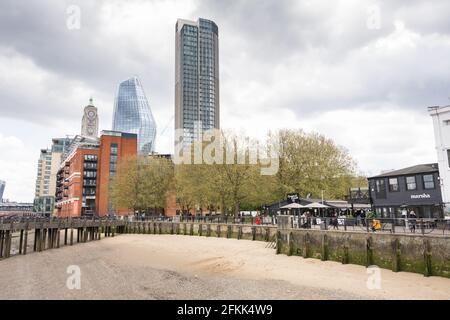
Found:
<box><xmin>131</xmin><ymin>215</ymin><xmax>450</xmax><ymax>236</ymax></box>
<box><xmin>290</xmin><ymin>216</ymin><xmax>450</xmax><ymax>236</ymax></box>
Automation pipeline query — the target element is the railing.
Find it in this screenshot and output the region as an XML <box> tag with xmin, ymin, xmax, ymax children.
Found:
<box><xmin>130</xmin><ymin>215</ymin><xmax>450</xmax><ymax>236</ymax></box>
<box><xmin>132</xmin><ymin>215</ymin><xmax>277</xmax><ymax>226</ymax></box>
<box><xmin>289</xmin><ymin>216</ymin><xmax>450</xmax><ymax>236</ymax></box>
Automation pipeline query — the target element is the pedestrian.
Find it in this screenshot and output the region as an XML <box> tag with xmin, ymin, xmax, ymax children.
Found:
<box><xmin>409</xmin><ymin>210</ymin><xmax>417</xmax><ymax>233</ymax></box>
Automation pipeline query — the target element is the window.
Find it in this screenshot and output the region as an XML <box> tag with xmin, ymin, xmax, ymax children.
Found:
<box><xmin>388</xmin><ymin>178</ymin><xmax>399</xmax><ymax>192</ymax></box>
<box><xmin>84</xmin><ymin>154</ymin><xmax>98</xmax><ymax>162</ymax></box>
<box><xmin>375</xmin><ymin>179</ymin><xmax>386</xmax><ymax>199</ymax></box>
<box><xmin>110</xmin><ymin>143</ymin><xmax>118</xmax><ymax>155</ymax></box>
<box><xmin>406</xmin><ymin>176</ymin><xmax>417</xmax><ymax>191</ymax></box>
<box><xmin>423</xmin><ymin>174</ymin><xmax>435</xmax><ymax>189</ymax></box>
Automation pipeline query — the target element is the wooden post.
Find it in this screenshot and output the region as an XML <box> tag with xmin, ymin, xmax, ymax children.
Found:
<box><xmin>0</xmin><ymin>230</ymin><xmax>3</xmax><ymax>258</ymax></box>
<box><xmin>252</xmin><ymin>227</ymin><xmax>256</xmax><ymax>241</ymax></box>
<box><xmin>56</xmin><ymin>229</ymin><xmax>61</xmax><ymax>248</ymax></box>
<box><xmin>33</xmin><ymin>229</ymin><xmax>38</xmax><ymax>252</ymax></box>
<box><xmin>190</xmin><ymin>223</ymin><xmax>194</xmax><ymax>236</ymax></box>
<box><xmin>217</xmin><ymin>225</ymin><xmax>221</xmax><ymax>238</ymax></box>
<box><xmin>206</xmin><ymin>224</ymin><xmax>211</xmax><ymax>237</ymax></box>
<box><xmin>4</xmin><ymin>231</ymin><xmax>11</xmax><ymax>258</ymax></box>
<box><xmin>70</xmin><ymin>228</ymin><xmax>74</xmax><ymax>246</ymax></box>
<box><xmin>237</xmin><ymin>226</ymin><xmax>242</xmax><ymax>240</ymax></box>
<box><xmin>39</xmin><ymin>228</ymin><xmax>44</xmax><ymax>252</ymax></box>
<box><xmin>287</xmin><ymin>232</ymin><xmax>294</xmax><ymax>256</ymax></box>
<box><xmin>392</xmin><ymin>238</ymin><xmax>401</xmax><ymax>272</ymax></box>
<box><xmin>423</xmin><ymin>239</ymin><xmax>432</xmax><ymax>277</ymax></box>
<box><xmin>47</xmin><ymin>229</ymin><xmax>52</xmax><ymax>249</ymax></box>
<box><xmin>42</xmin><ymin>229</ymin><xmax>47</xmax><ymax>250</ymax></box>
<box><xmin>321</xmin><ymin>234</ymin><xmax>328</xmax><ymax>261</ymax></box>
<box><xmin>276</xmin><ymin>231</ymin><xmax>282</xmax><ymax>255</ymax></box>
<box><xmin>342</xmin><ymin>238</ymin><xmax>349</xmax><ymax>265</ymax></box>
<box><xmin>366</xmin><ymin>236</ymin><xmax>373</xmax><ymax>267</ymax></box>
<box><xmin>19</xmin><ymin>230</ymin><xmax>24</xmax><ymax>254</ymax></box>
<box><xmin>64</xmin><ymin>228</ymin><xmax>68</xmax><ymax>245</ymax></box>
<box><xmin>23</xmin><ymin>226</ymin><xmax>28</xmax><ymax>255</ymax></box>
<box><xmin>199</xmin><ymin>224</ymin><xmax>203</xmax><ymax>236</ymax></box>
<box><xmin>265</xmin><ymin>228</ymin><xmax>270</xmax><ymax>242</ymax></box>
<box><xmin>303</xmin><ymin>233</ymin><xmax>310</xmax><ymax>258</ymax></box>
<box><xmin>0</xmin><ymin>230</ymin><xmax>4</xmax><ymax>258</ymax></box>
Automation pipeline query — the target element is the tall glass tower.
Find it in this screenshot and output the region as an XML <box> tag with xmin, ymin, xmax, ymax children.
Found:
<box><xmin>112</xmin><ymin>76</ymin><xmax>157</xmax><ymax>154</ymax></box>
<box><xmin>175</xmin><ymin>18</ymin><xmax>220</xmax><ymax>148</ymax></box>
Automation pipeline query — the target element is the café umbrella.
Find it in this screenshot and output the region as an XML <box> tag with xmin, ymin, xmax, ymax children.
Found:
<box><xmin>280</xmin><ymin>202</ymin><xmax>305</xmax><ymax>216</ymax></box>
<box><xmin>304</xmin><ymin>202</ymin><xmax>330</xmax><ymax>217</ymax></box>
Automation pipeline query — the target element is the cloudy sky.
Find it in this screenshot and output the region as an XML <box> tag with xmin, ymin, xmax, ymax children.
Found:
<box><xmin>1</xmin><ymin>0</ymin><xmax>450</xmax><ymax>202</ymax></box>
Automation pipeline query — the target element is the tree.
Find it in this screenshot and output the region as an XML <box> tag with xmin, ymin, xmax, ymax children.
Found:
<box><xmin>110</xmin><ymin>155</ymin><xmax>174</xmax><ymax>215</ymax></box>
<box><xmin>276</xmin><ymin>129</ymin><xmax>357</xmax><ymax>200</ymax></box>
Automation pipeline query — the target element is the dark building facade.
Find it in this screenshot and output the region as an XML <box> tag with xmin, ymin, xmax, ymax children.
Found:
<box><xmin>368</xmin><ymin>163</ymin><xmax>443</xmax><ymax>218</ymax></box>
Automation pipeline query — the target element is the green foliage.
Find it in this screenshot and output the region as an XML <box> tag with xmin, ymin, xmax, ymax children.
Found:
<box><xmin>110</xmin><ymin>155</ymin><xmax>174</xmax><ymax>213</ymax></box>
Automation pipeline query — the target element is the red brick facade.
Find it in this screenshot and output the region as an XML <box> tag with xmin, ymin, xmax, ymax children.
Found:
<box><xmin>55</xmin><ymin>132</ymin><xmax>137</xmax><ymax>218</ymax></box>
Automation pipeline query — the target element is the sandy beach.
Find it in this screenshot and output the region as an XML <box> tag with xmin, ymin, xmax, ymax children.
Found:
<box><xmin>0</xmin><ymin>234</ymin><xmax>449</xmax><ymax>300</ymax></box>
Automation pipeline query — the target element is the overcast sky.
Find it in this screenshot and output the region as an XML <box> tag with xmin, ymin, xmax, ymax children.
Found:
<box><xmin>1</xmin><ymin>0</ymin><xmax>450</xmax><ymax>202</ymax></box>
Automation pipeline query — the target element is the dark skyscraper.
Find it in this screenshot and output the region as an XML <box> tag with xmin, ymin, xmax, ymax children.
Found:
<box><xmin>175</xmin><ymin>18</ymin><xmax>220</xmax><ymax>147</ymax></box>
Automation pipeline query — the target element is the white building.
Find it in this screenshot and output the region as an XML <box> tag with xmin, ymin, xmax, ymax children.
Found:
<box><xmin>428</xmin><ymin>105</ymin><xmax>450</xmax><ymax>216</ymax></box>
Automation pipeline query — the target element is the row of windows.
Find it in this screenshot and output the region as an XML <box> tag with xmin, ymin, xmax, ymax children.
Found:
<box><xmin>83</xmin><ymin>179</ymin><xmax>96</xmax><ymax>186</ymax></box>
<box><xmin>84</xmin><ymin>171</ymin><xmax>97</xmax><ymax>178</ymax></box>
<box><xmin>374</xmin><ymin>174</ymin><xmax>436</xmax><ymax>199</ymax></box>
<box><xmin>84</xmin><ymin>162</ymin><xmax>97</xmax><ymax>170</ymax></box>
<box><xmin>385</xmin><ymin>174</ymin><xmax>435</xmax><ymax>192</ymax></box>
<box><xmin>85</xmin><ymin>154</ymin><xmax>98</xmax><ymax>161</ymax></box>
<box><xmin>83</xmin><ymin>187</ymin><xmax>96</xmax><ymax>196</ymax></box>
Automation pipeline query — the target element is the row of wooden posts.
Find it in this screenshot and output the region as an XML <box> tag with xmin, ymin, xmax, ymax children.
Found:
<box><xmin>0</xmin><ymin>219</ymin><xmax>277</xmax><ymax>261</ymax></box>
<box><xmin>0</xmin><ymin>219</ymin><xmax>126</xmax><ymax>260</ymax></box>
<box><xmin>124</xmin><ymin>221</ymin><xmax>276</xmax><ymax>242</ymax></box>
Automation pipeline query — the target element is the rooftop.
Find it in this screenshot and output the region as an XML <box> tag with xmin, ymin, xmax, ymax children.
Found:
<box><xmin>369</xmin><ymin>163</ymin><xmax>439</xmax><ymax>179</ymax></box>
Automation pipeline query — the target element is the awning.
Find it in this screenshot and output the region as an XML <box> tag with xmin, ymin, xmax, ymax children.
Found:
<box><xmin>304</xmin><ymin>202</ymin><xmax>330</xmax><ymax>209</ymax></box>
<box><xmin>280</xmin><ymin>203</ymin><xmax>305</xmax><ymax>209</ymax></box>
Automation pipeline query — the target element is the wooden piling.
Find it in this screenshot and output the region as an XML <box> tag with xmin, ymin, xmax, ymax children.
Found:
<box><xmin>23</xmin><ymin>227</ymin><xmax>28</xmax><ymax>255</ymax></box>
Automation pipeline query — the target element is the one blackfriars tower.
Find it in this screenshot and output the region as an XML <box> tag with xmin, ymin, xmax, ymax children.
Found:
<box><xmin>175</xmin><ymin>18</ymin><xmax>220</xmax><ymax>148</ymax></box>
<box><xmin>112</xmin><ymin>76</ymin><xmax>157</xmax><ymax>154</ymax></box>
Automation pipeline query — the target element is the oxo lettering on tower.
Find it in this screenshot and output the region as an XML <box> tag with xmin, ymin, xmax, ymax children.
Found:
<box><xmin>112</xmin><ymin>76</ymin><xmax>157</xmax><ymax>154</ymax></box>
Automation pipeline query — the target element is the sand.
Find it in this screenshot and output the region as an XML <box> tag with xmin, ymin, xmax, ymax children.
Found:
<box><xmin>0</xmin><ymin>234</ymin><xmax>449</xmax><ymax>300</ymax></box>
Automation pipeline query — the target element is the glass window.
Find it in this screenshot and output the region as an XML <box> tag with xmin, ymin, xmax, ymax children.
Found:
<box><xmin>375</xmin><ymin>179</ymin><xmax>386</xmax><ymax>199</ymax></box>
<box><xmin>406</xmin><ymin>176</ymin><xmax>417</xmax><ymax>191</ymax></box>
<box><xmin>423</xmin><ymin>174</ymin><xmax>435</xmax><ymax>189</ymax></box>
<box><xmin>388</xmin><ymin>178</ymin><xmax>399</xmax><ymax>192</ymax></box>
<box><xmin>110</xmin><ymin>143</ymin><xmax>118</xmax><ymax>155</ymax></box>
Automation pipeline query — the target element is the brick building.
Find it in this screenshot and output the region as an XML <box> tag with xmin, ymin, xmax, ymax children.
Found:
<box><xmin>55</xmin><ymin>131</ymin><xmax>137</xmax><ymax>217</ymax></box>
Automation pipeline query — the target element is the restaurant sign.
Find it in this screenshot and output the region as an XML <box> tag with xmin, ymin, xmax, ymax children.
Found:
<box><xmin>410</xmin><ymin>193</ymin><xmax>431</xmax><ymax>199</ymax></box>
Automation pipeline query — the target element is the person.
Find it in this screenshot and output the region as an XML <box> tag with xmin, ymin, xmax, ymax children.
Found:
<box><xmin>402</xmin><ymin>208</ymin><xmax>409</xmax><ymax>229</ymax></box>
<box><xmin>255</xmin><ymin>215</ymin><xmax>262</xmax><ymax>225</ymax></box>
<box><xmin>409</xmin><ymin>210</ymin><xmax>417</xmax><ymax>233</ymax></box>
<box><xmin>331</xmin><ymin>212</ymin><xmax>339</xmax><ymax>230</ymax></box>
<box><xmin>360</xmin><ymin>210</ymin><xmax>366</xmax><ymax>227</ymax></box>
<box><xmin>371</xmin><ymin>219</ymin><xmax>382</xmax><ymax>232</ymax></box>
